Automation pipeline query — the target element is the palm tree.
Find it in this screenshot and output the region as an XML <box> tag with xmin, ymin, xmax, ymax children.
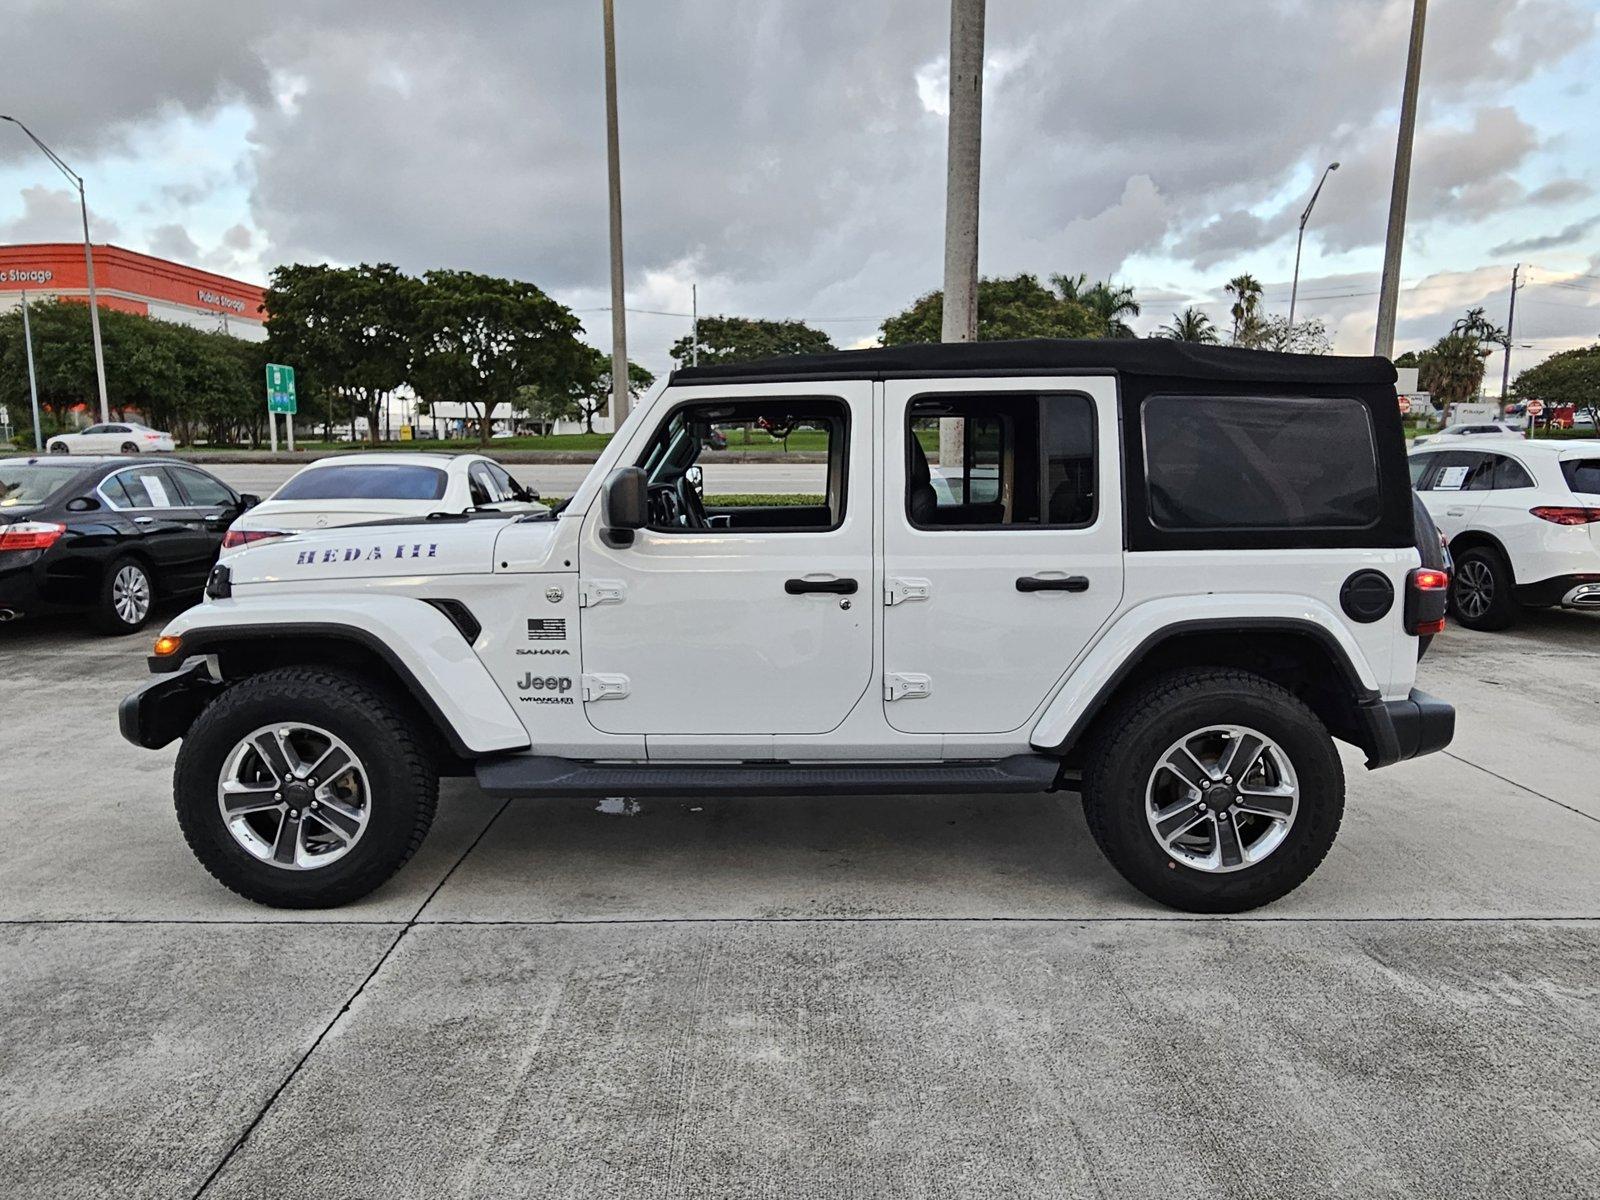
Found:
<box><xmin>1050</xmin><ymin>273</ymin><xmax>1141</xmax><ymax>337</ymax></box>
<box><xmin>1225</xmin><ymin>274</ymin><xmax>1263</xmax><ymax>343</ymax></box>
<box><xmin>1157</xmin><ymin>308</ymin><xmax>1219</xmax><ymax>343</ymax></box>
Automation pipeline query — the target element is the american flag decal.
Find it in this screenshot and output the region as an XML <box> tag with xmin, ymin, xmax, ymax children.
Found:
<box><xmin>527</xmin><ymin>618</ymin><xmax>567</xmax><ymax>641</ymax></box>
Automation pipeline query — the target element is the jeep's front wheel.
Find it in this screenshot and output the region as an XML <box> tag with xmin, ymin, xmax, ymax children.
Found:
<box><xmin>1082</xmin><ymin>669</ymin><xmax>1344</xmax><ymax>913</ymax></box>
<box><xmin>174</xmin><ymin>668</ymin><xmax>438</xmax><ymax>908</ymax></box>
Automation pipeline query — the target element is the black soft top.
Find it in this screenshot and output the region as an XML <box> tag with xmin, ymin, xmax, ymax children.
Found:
<box><xmin>668</xmin><ymin>338</ymin><xmax>1397</xmax><ymax>387</ymax></box>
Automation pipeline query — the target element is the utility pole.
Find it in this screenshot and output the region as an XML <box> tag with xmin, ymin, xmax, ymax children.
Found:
<box><xmin>2</xmin><ymin>114</ymin><xmax>110</xmax><ymax>422</ymax></box>
<box><xmin>1499</xmin><ymin>263</ymin><xmax>1521</xmax><ymax>408</ymax></box>
<box><xmin>1289</xmin><ymin>161</ymin><xmax>1340</xmax><ymax>329</ymax></box>
<box><xmin>1373</xmin><ymin>0</ymin><xmax>1427</xmax><ymax>359</ymax></box>
<box><xmin>691</xmin><ymin>283</ymin><xmax>699</xmax><ymax>368</ymax></box>
<box><xmin>940</xmin><ymin>0</ymin><xmax>985</xmax><ymax>467</ymax></box>
<box><xmin>601</xmin><ymin>0</ymin><xmax>629</xmax><ymax>429</ymax></box>
<box><xmin>21</xmin><ymin>291</ymin><xmax>42</xmax><ymax>451</ymax></box>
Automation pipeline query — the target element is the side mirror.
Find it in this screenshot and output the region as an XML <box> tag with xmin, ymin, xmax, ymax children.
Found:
<box><xmin>239</xmin><ymin>493</ymin><xmax>261</xmax><ymax>511</ymax></box>
<box><xmin>65</xmin><ymin>495</ymin><xmax>100</xmax><ymax>513</ymax></box>
<box><xmin>600</xmin><ymin>467</ymin><xmax>648</xmax><ymax>547</ymax></box>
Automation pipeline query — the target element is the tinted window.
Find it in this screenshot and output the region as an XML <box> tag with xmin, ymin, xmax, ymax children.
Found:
<box><xmin>1143</xmin><ymin>395</ymin><xmax>1377</xmax><ymax>530</ymax></box>
<box><xmin>1422</xmin><ymin>451</ymin><xmax>1485</xmax><ymax>492</ymax></box>
<box><xmin>1562</xmin><ymin>459</ymin><xmax>1600</xmax><ymax>495</ymax></box>
<box><xmin>274</xmin><ymin>464</ymin><xmax>448</xmax><ymax>501</ymax></box>
<box><xmin>171</xmin><ymin>467</ymin><xmax>237</xmax><ymax>507</ymax></box>
<box><xmin>1488</xmin><ymin>455</ymin><xmax>1534</xmax><ymax>490</ymax></box>
<box><xmin>486</xmin><ymin>462</ymin><xmax>520</xmax><ymax>500</ymax></box>
<box><xmin>1408</xmin><ymin>456</ymin><xmax>1432</xmax><ymax>486</ymax></box>
<box><xmin>467</xmin><ymin>463</ymin><xmax>497</xmax><ymax>505</ymax></box>
<box><xmin>0</xmin><ymin>463</ymin><xmax>84</xmax><ymax>507</ymax></box>
<box><xmin>907</xmin><ymin>393</ymin><xmax>1095</xmax><ymax>529</ymax></box>
<box><xmin>105</xmin><ymin>466</ymin><xmax>180</xmax><ymax>509</ymax></box>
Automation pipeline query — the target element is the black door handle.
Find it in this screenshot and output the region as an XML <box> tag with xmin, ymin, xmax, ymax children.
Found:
<box><xmin>785</xmin><ymin>577</ymin><xmax>858</xmax><ymax>595</ymax></box>
<box><xmin>1016</xmin><ymin>575</ymin><xmax>1089</xmax><ymax>593</ymax></box>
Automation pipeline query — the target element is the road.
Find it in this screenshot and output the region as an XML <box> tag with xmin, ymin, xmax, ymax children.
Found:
<box><xmin>209</xmin><ymin>461</ymin><xmax>828</xmax><ymax>499</ymax></box>
<box><xmin>2</xmin><ymin>610</ymin><xmax>1598</xmax><ymax>1197</ymax></box>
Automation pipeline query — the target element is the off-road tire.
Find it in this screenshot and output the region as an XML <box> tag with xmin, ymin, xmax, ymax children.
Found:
<box><xmin>1082</xmin><ymin>668</ymin><xmax>1344</xmax><ymax>913</ymax></box>
<box><xmin>1448</xmin><ymin>545</ymin><xmax>1518</xmax><ymax>632</ymax></box>
<box><xmin>174</xmin><ymin>667</ymin><xmax>438</xmax><ymax>908</ymax></box>
<box><xmin>94</xmin><ymin>555</ymin><xmax>153</xmax><ymax>635</ymax></box>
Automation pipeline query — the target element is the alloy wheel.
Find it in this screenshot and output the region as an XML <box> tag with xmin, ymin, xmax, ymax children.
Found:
<box><xmin>1453</xmin><ymin>558</ymin><xmax>1494</xmax><ymax>620</ymax></box>
<box><xmin>112</xmin><ymin>565</ymin><xmax>151</xmax><ymax>626</ymax></box>
<box><xmin>1145</xmin><ymin>725</ymin><xmax>1300</xmax><ymax>873</ymax></box>
<box><xmin>216</xmin><ymin>723</ymin><xmax>371</xmax><ymax>871</ymax></box>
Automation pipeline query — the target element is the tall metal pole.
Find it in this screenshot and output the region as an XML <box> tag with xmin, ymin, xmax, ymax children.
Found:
<box><xmin>602</xmin><ymin>0</ymin><xmax>629</xmax><ymax>429</ymax></box>
<box><xmin>21</xmin><ymin>291</ymin><xmax>43</xmax><ymax>451</ymax></box>
<box><xmin>691</xmin><ymin>283</ymin><xmax>699</xmax><ymax>367</ymax></box>
<box><xmin>1499</xmin><ymin>263</ymin><xmax>1521</xmax><ymax>407</ymax></box>
<box><xmin>1289</xmin><ymin>161</ymin><xmax>1339</xmax><ymax>329</ymax></box>
<box><xmin>1373</xmin><ymin>0</ymin><xmax>1427</xmax><ymax>359</ymax></box>
<box><xmin>939</xmin><ymin>0</ymin><xmax>985</xmax><ymax>467</ymax></box>
<box><xmin>2</xmin><ymin>115</ymin><xmax>110</xmax><ymax>422</ymax></box>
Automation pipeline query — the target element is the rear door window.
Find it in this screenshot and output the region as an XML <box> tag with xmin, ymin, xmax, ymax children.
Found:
<box><xmin>274</xmin><ymin>464</ymin><xmax>448</xmax><ymax>501</ymax></box>
<box><xmin>104</xmin><ymin>466</ymin><xmax>182</xmax><ymax>509</ymax></box>
<box><xmin>170</xmin><ymin>467</ymin><xmax>237</xmax><ymax>507</ymax></box>
<box><xmin>1562</xmin><ymin>459</ymin><xmax>1600</xmax><ymax>495</ymax></box>
<box><xmin>1143</xmin><ymin>394</ymin><xmax>1377</xmax><ymax>529</ymax></box>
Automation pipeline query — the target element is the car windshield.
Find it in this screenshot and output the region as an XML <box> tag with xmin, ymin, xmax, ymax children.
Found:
<box><xmin>0</xmin><ymin>462</ymin><xmax>82</xmax><ymax>507</ymax></box>
<box><xmin>273</xmin><ymin>463</ymin><xmax>448</xmax><ymax>501</ymax></box>
<box><xmin>1561</xmin><ymin>459</ymin><xmax>1600</xmax><ymax>495</ymax></box>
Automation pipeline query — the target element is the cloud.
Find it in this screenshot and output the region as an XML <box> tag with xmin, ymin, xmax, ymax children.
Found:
<box><xmin>0</xmin><ymin>184</ymin><xmax>121</xmax><ymax>244</ymax></box>
<box><xmin>1491</xmin><ymin>217</ymin><xmax>1600</xmax><ymax>256</ymax></box>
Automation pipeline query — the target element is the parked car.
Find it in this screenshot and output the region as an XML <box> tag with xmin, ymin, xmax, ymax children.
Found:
<box><xmin>123</xmin><ymin>340</ymin><xmax>1453</xmax><ymax>914</ymax></box>
<box><xmin>0</xmin><ymin>456</ymin><xmax>255</xmax><ymax>633</ymax></box>
<box><xmin>46</xmin><ymin>421</ymin><xmax>175</xmax><ymax>455</ymax></box>
<box><xmin>1410</xmin><ymin>438</ymin><xmax>1600</xmax><ymax>629</ymax></box>
<box><xmin>221</xmin><ymin>452</ymin><xmax>548</xmax><ymax>550</ymax></box>
<box><xmin>1410</xmin><ymin>422</ymin><xmax>1521</xmax><ymax>446</ymax></box>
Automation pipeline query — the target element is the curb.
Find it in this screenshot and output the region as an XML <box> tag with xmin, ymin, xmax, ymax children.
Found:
<box><xmin>166</xmin><ymin>449</ymin><xmax>832</xmax><ymax>466</ymax></box>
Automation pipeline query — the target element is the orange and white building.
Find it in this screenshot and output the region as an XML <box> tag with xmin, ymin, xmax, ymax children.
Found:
<box><xmin>0</xmin><ymin>243</ymin><xmax>267</xmax><ymax>342</ymax></box>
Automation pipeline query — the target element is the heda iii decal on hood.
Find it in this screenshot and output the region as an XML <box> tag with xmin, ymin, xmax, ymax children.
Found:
<box><xmin>224</xmin><ymin>519</ymin><xmax>520</xmax><ymax>583</ymax></box>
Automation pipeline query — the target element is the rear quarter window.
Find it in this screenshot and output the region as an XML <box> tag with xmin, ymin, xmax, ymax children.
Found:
<box><xmin>274</xmin><ymin>464</ymin><xmax>448</xmax><ymax>501</ymax></box>
<box><xmin>1143</xmin><ymin>394</ymin><xmax>1378</xmax><ymax>530</ymax></box>
<box><xmin>1561</xmin><ymin>459</ymin><xmax>1600</xmax><ymax>495</ymax></box>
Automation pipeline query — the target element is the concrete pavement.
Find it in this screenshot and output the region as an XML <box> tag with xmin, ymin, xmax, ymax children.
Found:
<box><xmin>2</xmin><ymin>609</ymin><xmax>1598</xmax><ymax>1197</ymax></box>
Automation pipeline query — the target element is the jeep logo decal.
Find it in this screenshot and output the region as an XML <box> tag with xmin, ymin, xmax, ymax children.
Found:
<box><xmin>517</xmin><ymin>673</ymin><xmax>573</xmax><ymax>693</ymax></box>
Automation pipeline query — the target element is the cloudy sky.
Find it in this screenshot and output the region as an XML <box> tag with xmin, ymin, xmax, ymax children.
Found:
<box><xmin>4</xmin><ymin>0</ymin><xmax>1599</xmax><ymax>379</ymax></box>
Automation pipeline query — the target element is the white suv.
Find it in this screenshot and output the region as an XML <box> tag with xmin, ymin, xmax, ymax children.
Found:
<box><xmin>1410</xmin><ymin>438</ymin><xmax>1600</xmax><ymax>629</ymax></box>
<box><xmin>122</xmin><ymin>340</ymin><xmax>1454</xmax><ymax>914</ymax></box>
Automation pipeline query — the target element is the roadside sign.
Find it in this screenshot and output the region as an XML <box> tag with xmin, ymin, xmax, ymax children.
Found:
<box><xmin>265</xmin><ymin>363</ymin><xmax>298</xmax><ymax>415</ymax></box>
<box><xmin>399</xmin><ymin>425</ymin><xmax>414</xmax><ymax>441</ymax></box>
<box><xmin>1526</xmin><ymin>399</ymin><xmax>1545</xmax><ymax>417</ymax></box>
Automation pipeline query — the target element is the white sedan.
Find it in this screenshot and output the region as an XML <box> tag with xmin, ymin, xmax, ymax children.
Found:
<box><xmin>47</xmin><ymin>421</ymin><xmax>175</xmax><ymax>454</ymax></box>
<box><xmin>222</xmin><ymin>452</ymin><xmax>548</xmax><ymax>550</ymax></box>
<box><xmin>1411</xmin><ymin>422</ymin><xmax>1522</xmax><ymax>446</ymax></box>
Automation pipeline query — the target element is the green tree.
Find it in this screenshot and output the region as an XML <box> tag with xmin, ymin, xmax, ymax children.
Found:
<box><xmin>265</xmin><ymin>263</ymin><xmax>419</xmax><ymax>445</ymax></box>
<box><xmin>1511</xmin><ymin>342</ymin><xmax>1600</xmax><ymax>428</ymax></box>
<box><xmin>409</xmin><ymin>269</ymin><xmax>587</xmax><ymax>444</ymax></box>
<box><xmin>670</xmin><ymin>316</ymin><xmax>833</xmax><ymax>369</ymax></box>
<box><xmin>557</xmin><ymin>347</ymin><xmax>656</xmax><ymax>433</ymax></box>
<box><xmin>1238</xmin><ymin>314</ymin><xmax>1332</xmax><ymax>354</ymax></box>
<box><xmin>1053</xmin><ymin>274</ymin><xmax>1141</xmax><ymax>337</ymax></box>
<box><xmin>1155</xmin><ymin>308</ymin><xmax>1219</xmax><ymax>343</ymax></box>
<box><xmin>1225</xmin><ymin>274</ymin><xmax>1264</xmax><ymax>344</ymax></box>
<box><xmin>880</xmin><ymin>274</ymin><xmax>1107</xmax><ymax>345</ymax></box>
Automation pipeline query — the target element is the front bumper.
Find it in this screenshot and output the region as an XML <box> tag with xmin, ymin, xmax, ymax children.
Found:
<box><xmin>1358</xmin><ymin>689</ymin><xmax>1455</xmax><ymax>769</ymax></box>
<box><xmin>118</xmin><ymin>659</ymin><xmax>223</xmax><ymax>749</ymax></box>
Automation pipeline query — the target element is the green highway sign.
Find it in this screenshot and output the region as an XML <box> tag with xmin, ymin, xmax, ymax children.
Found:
<box><xmin>265</xmin><ymin>363</ymin><xmax>298</xmax><ymax>415</ymax></box>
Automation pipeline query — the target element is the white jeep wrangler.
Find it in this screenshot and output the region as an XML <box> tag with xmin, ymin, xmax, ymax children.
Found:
<box><xmin>121</xmin><ymin>340</ymin><xmax>1454</xmax><ymax>913</ymax></box>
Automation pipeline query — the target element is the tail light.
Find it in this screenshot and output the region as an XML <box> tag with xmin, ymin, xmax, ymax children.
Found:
<box><xmin>143</xmin><ymin>432</ymin><xmax>161</xmax><ymax>440</ymax></box>
<box><xmin>1530</xmin><ymin>506</ymin><xmax>1600</xmax><ymax>526</ymax></box>
<box><xmin>221</xmin><ymin>528</ymin><xmax>288</xmax><ymax>549</ymax></box>
<box><xmin>0</xmin><ymin>521</ymin><xmax>67</xmax><ymax>552</ymax></box>
<box><xmin>1405</xmin><ymin>566</ymin><xmax>1449</xmax><ymax>636</ymax></box>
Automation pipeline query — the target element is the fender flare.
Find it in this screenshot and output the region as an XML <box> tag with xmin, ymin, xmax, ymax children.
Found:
<box><xmin>144</xmin><ymin>595</ymin><xmax>529</xmax><ymax>756</ymax></box>
<box><xmin>1028</xmin><ymin>600</ymin><xmax>1381</xmax><ymax>756</ymax></box>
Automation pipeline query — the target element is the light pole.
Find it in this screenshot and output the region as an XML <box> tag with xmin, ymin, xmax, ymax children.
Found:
<box><xmin>940</xmin><ymin>0</ymin><xmax>986</xmax><ymax>467</ymax></box>
<box><xmin>600</xmin><ymin>0</ymin><xmax>629</xmax><ymax>429</ymax></box>
<box><xmin>1374</xmin><ymin>0</ymin><xmax>1427</xmax><ymax>359</ymax></box>
<box><xmin>1288</xmin><ymin>161</ymin><xmax>1339</xmax><ymax>329</ymax></box>
<box><xmin>2</xmin><ymin>115</ymin><xmax>111</xmax><ymax>423</ymax></box>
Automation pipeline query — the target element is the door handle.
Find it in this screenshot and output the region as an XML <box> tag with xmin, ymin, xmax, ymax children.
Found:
<box><xmin>1016</xmin><ymin>575</ymin><xmax>1089</xmax><ymax>593</ymax></box>
<box><xmin>1445</xmin><ymin>508</ymin><xmax>1465</xmax><ymax>517</ymax></box>
<box><xmin>785</xmin><ymin>577</ymin><xmax>858</xmax><ymax>595</ymax></box>
<box><xmin>133</xmin><ymin>516</ymin><xmax>155</xmax><ymax>525</ymax></box>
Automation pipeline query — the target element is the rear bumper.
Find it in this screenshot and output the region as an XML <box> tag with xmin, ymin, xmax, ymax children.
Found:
<box><xmin>1514</xmin><ymin>572</ymin><xmax>1600</xmax><ymax>609</ymax></box>
<box><xmin>1358</xmin><ymin>689</ymin><xmax>1455</xmax><ymax>769</ymax></box>
<box><xmin>118</xmin><ymin>659</ymin><xmax>223</xmax><ymax>749</ymax></box>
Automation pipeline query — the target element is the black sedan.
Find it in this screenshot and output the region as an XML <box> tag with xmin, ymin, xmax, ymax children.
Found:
<box><xmin>0</xmin><ymin>456</ymin><xmax>257</xmax><ymax>634</ymax></box>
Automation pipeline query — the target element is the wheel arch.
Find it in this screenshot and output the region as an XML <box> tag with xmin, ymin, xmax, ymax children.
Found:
<box><xmin>1447</xmin><ymin>530</ymin><xmax>1515</xmax><ymax>578</ymax></box>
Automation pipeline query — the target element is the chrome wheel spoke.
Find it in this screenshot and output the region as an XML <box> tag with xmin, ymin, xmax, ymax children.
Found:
<box><xmin>309</xmin><ymin>798</ymin><xmax>361</xmax><ymax>842</ymax></box>
<box><xmin>250</xmin><ymin>730</ymin><xmax>295</xmax><ymax>783</ymax></box>
<box><xmin>1153</xmin><ymin>798</ymin><xmax>1208</xmax><ymax>843</ymax></box>
<box><xmin>272</xmin><ymin>810</ymin><xmax>302</xmax><ymax>865</ymax></box>
<box><xmin>220</xmin><ymin>780</ymin><xmax>283</xmax><ymax>816</ymax></box>
<box><xmin>1217</xmin><ymin>733</ymin><xmax>1264</xmax><ymax>782</ymax></box>
<box><xmin>1215</xmin><ymin>812</ymin><xmax>1245</xmax><ymax>868</ymax></box>
<box><xmin>306</xmin><ymin>746</ymin><xmax>352</xmax><ymax>788</ymax></box>
<box><xmin>1159</xmin><ymin>746</ymin><xmax>1213</xmax><ymax>792</ymax></box>
<box><xmin>1234</xmin><ymin>785</ymin><xmax>1294</xmax><ymax>819</ymax></box>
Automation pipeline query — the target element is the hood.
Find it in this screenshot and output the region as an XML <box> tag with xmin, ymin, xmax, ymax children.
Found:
<box><xmin>224</xmin><ymin>516</ymin><xmax>524</xmax><ymax>585</ymax></box>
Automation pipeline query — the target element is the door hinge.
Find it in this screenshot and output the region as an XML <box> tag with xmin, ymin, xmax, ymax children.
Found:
<box><xmin>582</xmin><ymin>673</ymin><xmax>631</xmax><ymax>702</ymax></box>
<box><xmin>579</xmin><ymin>579</ymin><xmax>627</xmax><ymax>608</ymax></box>
<box><xmin>884</xmin><ymin>672</ymin><xmax>932</xmax><ymax>701</ymax></box>
<box><xmin>884</xmin><ymin>577</ymin><xmax>932</xmax><ymax>606</ymax></box>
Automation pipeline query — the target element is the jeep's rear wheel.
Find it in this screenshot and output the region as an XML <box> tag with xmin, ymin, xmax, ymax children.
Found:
<box><xmin>174</xmin><ymin>668</ymin><xmax>437</xmax><ymax>907</ymax></box>
<box><xmin>1082</xmin><ymin>669</ymin><xmax>1343</xmax><ymax>913</ymax></box>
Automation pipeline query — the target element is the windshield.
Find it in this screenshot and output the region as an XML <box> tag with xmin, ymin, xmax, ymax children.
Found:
<box><xmin>274</xmin><ymin>464</ymin><xmax>448</xmax><ymax>502</ymax></box>
<box><xmin>0</xmin><ymin>462</ymin><xmax>82</xmax><ymax>508</ymax></box>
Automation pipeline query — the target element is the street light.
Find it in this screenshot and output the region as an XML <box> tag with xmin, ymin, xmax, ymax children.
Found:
<box><xmin>1288</xmin><ymin>161</ymin><xmax>1339</xmax><ymax>330</ymax></box>
<box><xmin>1</xmin><ymin>114</ymin><xmax>111</xmax><ymax>424</ymax></box>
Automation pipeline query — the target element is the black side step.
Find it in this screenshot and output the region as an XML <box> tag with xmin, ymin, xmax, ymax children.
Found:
<box><xmin>475</xmin><ymin>754</ymin><xmax>1063</xmax><ymax>799</ymax></box>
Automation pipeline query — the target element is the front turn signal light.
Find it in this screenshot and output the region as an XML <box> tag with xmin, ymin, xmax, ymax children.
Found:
<box><xmin>152</xmin><ymin>635</ymin><xmax>182</xmax><ymax>658</ymax></box>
